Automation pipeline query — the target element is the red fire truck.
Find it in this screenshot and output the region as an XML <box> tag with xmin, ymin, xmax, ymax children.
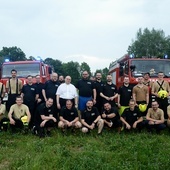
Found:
<box><xmin>109</xmin><ymin>54</ymin><xmax>170</xmax><ymax>88</ymax></box>
<box><xmin>0</xmin><ymin>60</ymin><xmax>52</xmax><ymax>85</ymax></box>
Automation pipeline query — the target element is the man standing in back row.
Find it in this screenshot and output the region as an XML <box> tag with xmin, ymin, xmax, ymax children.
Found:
<box><xmin>151</xmin><ymin>71</ymin><xmax>170</xmax><ymax>119</ymax></box>
<box><xmin>76</xmin><ymin>71</ymin><xmax>96</xmax><ymax>111</ymax></box>
<box><xmin>6</xmin><ymin>69</ymin><xmax>23</xmax><ymax>111</ymax></box>
<box><xmin>100</xmin><ymin>75</ymin><xmax>118</xmax><ymax>107</ymax></box>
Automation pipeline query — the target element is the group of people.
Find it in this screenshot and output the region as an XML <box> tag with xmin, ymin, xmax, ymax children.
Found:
<box><xmin>0</xmin><ymin>69</ymin><xmax>170</xmax><ymax>137</ymax></box>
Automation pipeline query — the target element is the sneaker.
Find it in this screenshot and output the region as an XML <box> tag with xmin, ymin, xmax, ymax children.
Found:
<box><xmin>32</xmin><ymin>126</ymin><xmax>38</xmax><ymax>135</ymax></box>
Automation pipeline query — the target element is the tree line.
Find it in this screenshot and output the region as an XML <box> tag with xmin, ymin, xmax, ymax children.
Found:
<box><xmin>1</xmin><ymin>27</ymin><xmax>170</xmax><ymax>84</ymax></box>
<box><xmin>0</xmin><ymin>46</ymin><xmax>109</xmax><ymax>85</ymax></box>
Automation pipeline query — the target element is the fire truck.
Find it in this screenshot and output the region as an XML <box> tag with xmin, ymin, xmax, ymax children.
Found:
<box><xmin>0</xmin><ymin>60</ymin><xmax>52</xmax><ymax>86</ymax></box>
<box><xmin>109</xmin><ymin>54</ymin><xmax>170</xmax><ymax>88</ymax></box>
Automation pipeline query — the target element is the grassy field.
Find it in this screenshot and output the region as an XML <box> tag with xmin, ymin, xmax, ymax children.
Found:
<box><xmin>0</xmin><ymin>128</ymin><xmax>170</xmax><ymax>170</ymax></box>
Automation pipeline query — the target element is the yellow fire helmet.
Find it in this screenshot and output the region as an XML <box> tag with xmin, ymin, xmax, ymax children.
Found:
<box><xmin>139</xmin><ymin>104</ymin><xmax>147</xmax><ymax>112</ymax></box>
<box><xmin>158</xmin><ymin>90</ymin><xmax>168</xmax><ymax>99</ymax></box>
<box><xmin>21</xmin><ymin>115</ymin><xmax>28</xmax><ymax>123</ymax></box>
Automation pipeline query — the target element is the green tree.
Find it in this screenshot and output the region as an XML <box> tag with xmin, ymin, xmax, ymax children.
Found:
<box><xmin>62</xmin><ymin>61</ymin><xmax>80</xmax><ymax>85</ymax></box>
<box><xmin>80</xmin><ymin>62</ymin><xmax>91</xmax><ymax>75</ymax></box>
<box><xmin>128</xmin><ymin>28</ymin><xmax>170</xmax><ymax>58</ymax></box>
<box><xmin>44</xmin><ymin>58</ymin><xmax>63</xmax><ymax>75</ymax></box>
<box><xmin>0</xmin><ymin>46</ymin><xmax>26</xmax><ymax>64</ymax></box>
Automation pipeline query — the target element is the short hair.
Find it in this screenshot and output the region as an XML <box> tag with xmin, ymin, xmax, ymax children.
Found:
<box><xmin>143</xmin><ymin>72</ymin><xmax>150</xmax><ymax>76</ymax></box>
<box><xmin>129</xmin><ymin>99</ymin><xmax>135</xmax><ymax>104</ymax></box>
<box><xmin>16</xmin><ymin>96</ymin><xmax>22</xmax><ymax>100</ymax></box>
<box><xmin>11</xmin><ymin>69</ymin><xmax>17</xmax><ymax>73</ymax></box>
<box><xmin>27</xmin><ymin>75</ymin><xmax>33</xmax><ymax>79</ymax></box>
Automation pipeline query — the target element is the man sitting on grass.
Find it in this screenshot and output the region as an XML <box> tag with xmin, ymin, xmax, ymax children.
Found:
<box><xmin>120</xmin><ymin>99</ymin><xmax>143</xmax><ymax>132</ymax></box>
<box><xmin>146</xmin><ymin>100</ymin><xmax>166</xmax><ymax>134</ymax></box>
<box><xmin>81</xmin><ymin>100</ymin><xmax>104</xmax><ymax>134</ymax></box>
<box><xmin>58</xmin><ymin>100</ymin><xmax>82</xmax><ymax>132</ymax></box>
<box><xmin>35</xmin><ymin>98</ymin><xmax>57</xmax><ymax>137</ymax></box>
<box><xmin>101</xmin><ymin>102</ymin><xmax>122</xmax><ymax>133</ymax></box>
<box><xmin>8</xmin><ymin>96</ymin><xmax>31</xmax><ymax>133</ymax></box>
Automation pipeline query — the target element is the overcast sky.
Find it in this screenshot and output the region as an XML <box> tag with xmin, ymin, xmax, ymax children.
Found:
<box><xmin>0</xmin><ymin>0</ymin><xmax>170</xmax><ymax>72</ymax></box>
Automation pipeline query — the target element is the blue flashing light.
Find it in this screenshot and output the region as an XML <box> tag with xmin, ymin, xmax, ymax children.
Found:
<box><xmin>130</xmin><ymin>54</ymin><xmax>134</xmax><ymax>58</ymax></box>
<box><xmin>36</xmin><ymin>56</ymin><xmax>41</xmax><ymax>61</ymax></box>
<box><xmin>164</xmin><ymin>54</ymin><xmax>168</xmax><ymax>59</ymax></box>
<box><xmin>5</xmin><ymin>59</ymin><xmax>10</xmax><ymax>62</ymax></box>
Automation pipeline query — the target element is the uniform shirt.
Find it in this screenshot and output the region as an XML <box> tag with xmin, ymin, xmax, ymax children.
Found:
<box><xmin>102</xmin><ymin>107</ymin><xmax>120</xmax><ymax>122</ymax></box>
<box><xmin>0</xmin><ymin>82</ymin><xmax>5</xmax><ymax>98</ymax></box>
<box><xmin>94</xmin><ymin>80</ymin><xmax>104</xmax><ymax>100</ymax></box>
<box><xmin>0</xmin><ymin>104</ymin><xmax>6</xmax><ymax>121</ymax></box>
<box><xmin>43</xmin><ymin>80</ymin><xmax>60</xmax><ymax>99</ymax></box>
<box><xmin>121</xmin><ymin>107</ymin><xmax>142</xmax><ymax>125</ymax></box>
<box><xmin>59</xmin><ymin>106</ymin><xmax>78</xmax><ymax>122</ymax></box>
<box><xmin>34</xmin><ymin>82</ymin><xmax>44</xmax><ymax>101</ymax></box>
<box><xmin>118</xmin><ymin>85</ymin><xmax>133</xmax><ymax>106</ymax></box>
<box><xmin>152</xmin><ymin>80</ymin><xmax>170</xmax><ymax>93</ymax></box>
<box><xmin>76</xmin><ymin>79</ymin><xmax>95</xmax><ymax>97</ymax></box>
<box><xmin>56</xmin><ymin>83</ymin><xmax>78</xmax><ymax>99</ymax></box>
<box><xmin>102</xmin><ymin>83</ymin><xmax>117</xmax><ymax>97</ymax></box>
<box><xmin>81</xmin><ymin>107</ymin><xmax>99</xmax><ymax>125</ymax></box>
<box><xmin>133</xmin><ymin>84</ymin><xmax>148</xmax><ymax>102</ymax></box>
<box><xmin>147</xmin><ymin>108</ymin><xmax>164</xmax><ymax>120</ymax></box>
<box><xmin>21</xmin><ymin>84</ymin><xmax>38</xmax><ymax>102</ymax></box>
<box><xmin>6</xmin><ymin>78</ymin><xmax>22</xmax><ymax>94</ymax></box>
<box><xmin>35</xmin><ymin>102</ymin><xmax>54</xmax><ymax>124</ymax></box>
<box><xmin>9</xmin><ymin>104</ymin><xmax>29</xmax><ymax>120</ymax></box>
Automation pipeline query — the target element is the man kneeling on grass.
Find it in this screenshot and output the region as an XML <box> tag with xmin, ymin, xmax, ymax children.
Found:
<box><xmin>101</xmin><ymin>102</ymin><xmax>122</xmax><ymax>133</ymax></box>
<box><xmin>58</xmin><ymin>100</ymin><xmax>82</xmax><ymax>132</ymax></box>
<box><xmin>35</xmin><ymin>98</ymin><xmax>57</xmax><ymax>137</ymax></box>
<box><xmin>8</xmin><ymin>96</ymin><xmax>31</xmax><ymax>133</ymax></box>
<box><xmin>81</xmin><ymin>100</ymin><xmax>104</xmax><ymax>134</ymax></box>
<box><xmin>146</xmin><ymin>100</ymin><xmax>166</xmax><ymax>134</ymax></box>
<box><xmin>120</xmin><ymin>99</ymin><xmax>143</xmax><ymax>132</ymax></box>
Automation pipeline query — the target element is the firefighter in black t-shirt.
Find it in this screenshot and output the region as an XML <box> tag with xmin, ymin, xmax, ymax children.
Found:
<box><xmin>102</xmin><ymin>102</ymin><xmax>122</xmax><ymax>133</ymax></box>
<box><xmin>34</xmin><ymin>98</ymin><xmax>57</xmax><ymax>137</ymax></box>
<box><xmin>58</xmin><ymin>100</ymin><xmax>82</xmax><ymax>131</ymax></box>
<box><xmin>120</xmin><ymin>99</ymin><xmax>143</xmax><ymax>132</ymax></box>
<box><xmin>81</xmin><ymin>100</ymin><xmax>104</xmax><ymax>134</ymax></box>
<box><xmin>100</xmin><ymin>75</ymin><xmax>118</xmax><ymax>107</ymax></box>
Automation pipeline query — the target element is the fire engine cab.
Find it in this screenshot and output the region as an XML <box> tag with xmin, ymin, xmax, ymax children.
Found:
<box><xmin>109</xmin><ymin>54</ymin><xmax>170</xmax><ymax>88</ymax></box>
<box><xmin>0</xmin><ymin>60</ymin><xmax>52</xmax><ymax>86</ymax></box>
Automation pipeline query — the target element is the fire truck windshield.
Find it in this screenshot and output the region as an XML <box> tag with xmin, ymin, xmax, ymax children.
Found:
<box><xmin>131</xmin><ymin>59</ymin><xmax>170</xmax><ymax>78</ymax></box>
<box><xmin>2</xmin><ymin>63</ymin><xmax>40</xmax><ymax>78</ymax></box>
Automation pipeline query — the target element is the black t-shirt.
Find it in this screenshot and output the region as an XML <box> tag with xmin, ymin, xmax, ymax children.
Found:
<box><xmin>59</xmin><ymin>106</ymin><xmax>78</xmax><ymax>122</ymax></box>
<box><xmin>118</xmin><ymin>85</ymin><xmax>133</xmax><ymax>106</ymax></box>
<box><xmin>43</xmin><ymin>80</ymin><xmax>60</xmax><ymax>100</ymax></box>
<box><xmin>81</xmin><ymin>107</ymin><xmax>99</xmax><ymax>125</ymax></box>
<box><xmin>35</xmin><ymin>102</ymin><xmax>54</xmax><ymax>124</ymax></box>
<box><xmin>22</xmin><ymin>84</ymin><xmax>38</xmax><ymax>102</ymax></box>
<box><xmin>102</xmin><ymin>83</ymin><xmax>117</xmax><ymax>97</ymax></box>
<box><xmin>121</xmin><ymin>107</ymin><xmax>142</xmax><ymax>125</ymax></box>
<box><xmin>102</xmin><ymin>107</ymin><xmax>120</xmax><ymax>121</ymax></box>
<box><xmin>76</xmin><ymin>79</ymin><xmax>95</xmax><ymax>97</ymax></box>
<box><xmin>94</xmin><ymin>80</ymin><xmax>104</xmax><ymax>100</ymax></box>
<box><xmin>34</xmin><ymin>82</ymin><xmax>44</xmax><ymax>101</ymax></box>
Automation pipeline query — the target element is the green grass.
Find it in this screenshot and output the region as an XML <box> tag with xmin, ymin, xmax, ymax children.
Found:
<box><xmin>0</xmin><ymin>129</ymin><xmax>170</xmax><ymax>170</ymax></box>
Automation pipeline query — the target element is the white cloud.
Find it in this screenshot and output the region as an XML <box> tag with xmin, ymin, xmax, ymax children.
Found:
<box><xmin>0</xmin><ymin>0</ymin><xmax>170</xmax><ymax>73</ymax></box>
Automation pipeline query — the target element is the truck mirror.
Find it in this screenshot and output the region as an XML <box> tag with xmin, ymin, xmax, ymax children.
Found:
<box><xmin>130</xmin><ymin>65</ymin><xmax>136</xmax><ymax>72</ymax></box>
<box><xmin>48</xmin><ymin>67</ymin><xmax>52</xmax><ymax>74</ymax></box>
<box><xmin>119</xmin><ymin>66</ymin><xmax>124</xmax><ymax>76</ymax></box>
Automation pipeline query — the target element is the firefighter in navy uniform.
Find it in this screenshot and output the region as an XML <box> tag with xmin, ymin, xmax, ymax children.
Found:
<box><xmin>6</xmin><ymin>69</ymin><xmax>23</xmax><ymax>111</ymax></box>
<box><xmin>100</xmin><ymin>75</ymin><xmax>118</xmax><ymax>107</ymax></box>
<box><xmin>21</xmin><ymin>75</ymin><xmax>38</xmax><ymax>128</ymax></box>
<box><xmin>42</xmin><ymin>72</ymin><xmax>60</xmax><ymax>119</ymax></box>
<box><xmin>94</xmin><ymin>72</ymin><xmax>104</xmax><ymax>113</ymax></box>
